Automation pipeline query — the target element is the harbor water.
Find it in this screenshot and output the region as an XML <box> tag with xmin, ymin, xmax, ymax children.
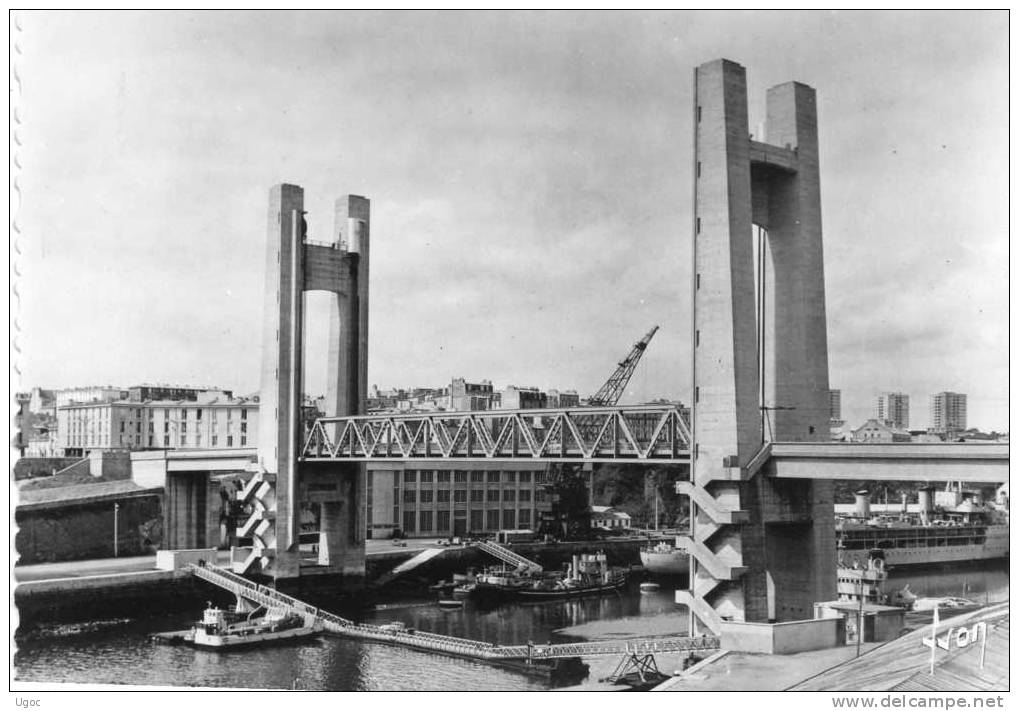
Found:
<box><xmin>13</xmin><ymin>562</ymin><xmax>1008</xmax><ymax>691</ymax></box>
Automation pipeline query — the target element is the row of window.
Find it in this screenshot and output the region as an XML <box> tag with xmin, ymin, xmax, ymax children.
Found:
<box><xmin>66</xmin><ymin>434</ymin><xmax>248</xmax><ymax>448</ymax></box>
<box><xmin>402</xmin><ymin>470</ymin><xmax>541</xmax><ymax>485</ymax></box>
<box><xmin>116</xmin><ymin>420</ymin><xmax>248</xmax><ymax>433</ymax></box>
<box><xmin>398</xmin><ymin>508</ymin><xmax>534</xmax><ymax>534</ymax></box>
<box><xmin>402</xmin><ymin>489</ymin><xmax>535</xmax><ymax>504</ymax></box>
<box><xmin>65</xmin><ymin>407</ymin><xmax>249</xmax><ymax>422</ymax></box>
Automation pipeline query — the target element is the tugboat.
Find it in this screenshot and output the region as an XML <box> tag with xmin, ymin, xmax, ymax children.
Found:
<box><xmin>516</xmin><ymin>553</ymin><xmax>628</xmax><ymax>600</ymax></box>
<box><xmin>192</xmin><ymin>604</ymin><xmax>322</xmax><ymax>649</ymax></box>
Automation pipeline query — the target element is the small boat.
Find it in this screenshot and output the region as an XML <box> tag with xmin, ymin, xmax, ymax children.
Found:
<box><xmin>911</xmin><ymin>596</ymin><xmax>980</xmax><ymax>613</ymax></box>
<box><xmin>451</xmin><ymin>583</ymin><xmax>477</xmax><ymax>600</ymax></box>
<box><xmin>639</xmin><ymin>582</ymin><xmax>661</xmax><ymax>593</ymax></box>
<box><xmin>192</xmin><ymin>605</ymin><xmax>321</xmax><ymax>649</ymax></box>
<box><xmin>437</xmin><ymin>598</ymin><xmax>464</xmax><ymax>609</ymax></box>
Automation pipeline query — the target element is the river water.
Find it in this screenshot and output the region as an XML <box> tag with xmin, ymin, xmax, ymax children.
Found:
<box><xmin>13</xmin><ymin>562</ymin><xmax>1008</xmax><ymax>691</ymax></box>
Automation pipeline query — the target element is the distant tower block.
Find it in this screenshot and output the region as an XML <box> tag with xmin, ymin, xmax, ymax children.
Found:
<box><xmin>678</xmin><ymin>59</ymin><xmax>834</xmax><ymax>634</ymax></box>
<box><xmin>251</xmin><ymin>184</ymin><xmax>369</xmax><ymax>580</ymax></box>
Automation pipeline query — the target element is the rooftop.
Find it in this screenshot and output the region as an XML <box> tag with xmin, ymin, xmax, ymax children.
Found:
<box><xmin>791</xmin><ymin>603</ymin><xmax>1008</xmax><ymax>691</ymax></box>
<box><xmin>16</xmin><ymin>479</ymin><xmax>161</xmax><ymax>511</ymax></box>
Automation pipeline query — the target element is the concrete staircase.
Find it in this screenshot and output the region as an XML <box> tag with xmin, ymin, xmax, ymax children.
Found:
<box><xmin>233</xmin><ymin>471</ymin><xmax>277</xmax><ymax>575</ymax></box>
<box><xmin>673</xmin><ymin>537</ymin><xmax>747</xmax><ymax>581</ymax></box>
<box><xmin>674</xmin><ymin>476</ymin><xmax>752</xmax><ymax>635</ymax></box>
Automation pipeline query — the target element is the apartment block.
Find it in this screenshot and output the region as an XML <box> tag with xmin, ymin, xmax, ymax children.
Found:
<box><xmin>930</xmin><ymin>391</ymin><xmax>967</xmax><ymax>434</ymax></box>
<box><xmin>828</xmin><ymin>388</ymin><xmax>842</xmax><ymax>425</ymax></box>
<box><xmin>876</xmin><ymin>391</ymin><xmax>909</xmax><ymax>430</ymax></box>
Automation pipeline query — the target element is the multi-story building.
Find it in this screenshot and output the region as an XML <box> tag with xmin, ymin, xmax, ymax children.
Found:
<box><xmin>58</xmin><ymin>395</ymin><xmax>259</xmax><ymax>457</ymax></box>
<box><xmin>876</xmin><ymin>391</ymin><xmax>909</xmax><ymax>430</ymax></box>
<box><xmin>450</xmin><ymin>377</ymin><xmax>494</xmax><ymax>411</ymax></box>
<box><xmin>500</xmin><ymin>385</ymin><xmax>547</xmax><ymax>410</ymax></box>
<box><xmin>548</xmin><ymin>389</ymin><xmax>581</xmax><ymax>408</ymax></box>
<box><xmin>54</xmin><ymin>385</ymin><xmax>128</xmax><ymax>408</ymax></box>
<box><xmin>27</xmin><ymin>387</ymin><xmax>56</xmax><ymax>418</ymax></box>
<box><xmin>930</xmin><ymin>391</ymin><xmax>967</xmax><ymax>434</ymax></box>
<box><xmin>127</xmin><ymin>384</ymin><xmax>231</xmax><ymax>402</ymax></box>
<box><xmin>828</xmin><ymin>388</ymin><xmax>843</xmax><ymax>426</ymax></box>
<box><xmin>366</xmin><ymin>462</ymin><xmax>553</xmax><ymax>539</ymax></box>
<box><xmin>367</xmin><ymin>385</ymin><xmax>405</xmax><ymax>412</ymax></box>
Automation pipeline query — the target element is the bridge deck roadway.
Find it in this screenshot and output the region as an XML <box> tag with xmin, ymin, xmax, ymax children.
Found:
<box><xmin>765</xmin><ymin>442</ymin><xmax>1009</xmax><ymax>484</ymax></box>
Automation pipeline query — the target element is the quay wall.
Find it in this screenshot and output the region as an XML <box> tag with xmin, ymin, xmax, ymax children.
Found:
<box><xmin>13</xmin><ymin>457</ymin><xmax>83</xmax><ymax>480</ymax></box>
<box><xmin>15</xmin><ymin>493</ymin><xmax>163</xmax><ymax>564</ymax></box>
<box><xmin>14</xmin><ymin>570</ymin><xmax>228</xmax><ymax>630</ymax></box>
<box><xmin>720</xmin><ymin>617</ymin><xmax>839</xmax><ymax>654</ymax></box>
<box><xmin>14</xmin><ymin>539</ymin><xmax>646</xmax><ymax>628</ymax></box>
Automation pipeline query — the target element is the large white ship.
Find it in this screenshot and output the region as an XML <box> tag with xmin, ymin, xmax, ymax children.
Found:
<box><xmin>836</xmin><ymin>485</ymin><xmax>1009</xmax><ymax>568</ymax></box>
<box><xmin>641</xmin><ymin>485</ymin><xmax>1008</xmax><ymax>574</ymax></box>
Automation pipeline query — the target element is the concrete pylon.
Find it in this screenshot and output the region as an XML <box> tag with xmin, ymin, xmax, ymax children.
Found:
<box><xmin>677</xmin><ymin>59</ymin><xmax>834</xmax><ymax>633</ymax></box>
<box><xmin>252</xmin><ymin>184</ymin><xmax>369</xmax><ymax>580</ymax></box>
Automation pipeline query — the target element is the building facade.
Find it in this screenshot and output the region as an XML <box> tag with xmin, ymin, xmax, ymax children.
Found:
<box><xmin>828</xmin><ymin>388</ymin><xmax>843</xmax><ymax>426</ymax></box>
<box><xmin>851</xmin><ymin>418</ymin><xmax>911</xmax><ymax>443</ymax></box>
<box><xmin>450</xmin><ymin>378</ymin><xmax>494</xmax><ymax>411</ymax></box>
<box><xmin>58</xmin><ymin>396</ymin><xmax>259</xmax><ymax>457</ymax></box>
<box><xmin>548</xmin><ymin>389</ymin><xmax>581</xmax><ymax>408</ymax></box>
<box><xmin>930</xmin><ymin>391</ymin><xmax>967</xmax><ymax>434</ymax></box>
<box><xmin>876</xmin><ymin>392</ymin><xmax>909</xmax><ymax>429</ymax></box>
<box><xmin>54</xmin><ymin>386</ymin><xmax>128</xmax><ymax>408</ymax></box>
<box><xmin>366</xmin><ymin>461</ymin><xmax>553</xmax><ymax>539</ymax></box>
<box><xmin>499</xmin><ymin>385</ymin><xmax>547</xmax><ymax>410</ymax></box>
<box><xmin>127</xmin><ymin>384</ymin><xmax>231</xmax><ymax>402</ymax></box>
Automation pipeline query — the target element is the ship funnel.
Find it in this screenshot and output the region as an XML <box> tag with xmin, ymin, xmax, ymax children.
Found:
<box><xmin>918</xmin><ymin>486</ymin><xmax>935</xmax><ymax>526</ymax></box>
<box><xmin>854</xmin><ymin>489</ymin><xmax>871</xmax><ymax>519</ymax></box>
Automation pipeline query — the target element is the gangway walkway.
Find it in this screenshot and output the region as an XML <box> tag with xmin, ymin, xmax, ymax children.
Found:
<box><xmin>189</xmin><ymin>564</ymin><xmax>718</xmax><ymax>662</ymax></box>
<box><xmin>475</xmin><ymin>540</ymin><xmax>543</xmax><ymax>573</ymax></box>
<box><xmin>372</xmin><ymin>547</ymin><xmax>448</xmax><ymax>587</ymax></box>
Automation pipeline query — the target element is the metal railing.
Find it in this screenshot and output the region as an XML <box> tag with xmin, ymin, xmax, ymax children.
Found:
<box><xmin>189</xmin><ymin>564</ymin><xmax>719</xmax><ymax>662</ymax></box>
<box><xmin>476</xmin><ymin>540</ymin><xmax>543</xmax><ymax>573</ymax></box>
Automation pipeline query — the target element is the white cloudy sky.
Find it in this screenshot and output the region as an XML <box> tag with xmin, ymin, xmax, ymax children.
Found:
<box><xmin>15</xmin><ymin>11</ymin><xmax>1008</xmax><ymax>431</ymax></box>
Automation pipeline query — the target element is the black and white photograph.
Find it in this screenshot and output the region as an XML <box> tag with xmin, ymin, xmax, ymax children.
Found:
<box><xmin>9</xmin><ymin>10</ymin><xmax>1009</xmax><ymax>698</ymax></box>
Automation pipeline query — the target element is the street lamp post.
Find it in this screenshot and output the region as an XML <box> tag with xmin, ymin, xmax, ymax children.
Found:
<box><xmin>114</xmin><ymin>502</ymin><xmax>120</xmax><ymax>558</ymax></box>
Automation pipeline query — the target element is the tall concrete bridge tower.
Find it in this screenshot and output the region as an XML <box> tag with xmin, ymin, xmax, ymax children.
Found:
<box><xmin>242</xmin><ymin>184</ymin><xmax>370</xmax><ymax>580</ymax></box>
<box><xmin>677</xmin><ymin>59</ymin><xmax>835</xmax><ymax>633</ymax></box>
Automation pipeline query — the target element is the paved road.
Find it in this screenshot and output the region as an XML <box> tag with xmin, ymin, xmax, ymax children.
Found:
<box><xmin>12</xmin><ymin>539</ymin><xmax>451</xmax><ymax>583</ymax></box>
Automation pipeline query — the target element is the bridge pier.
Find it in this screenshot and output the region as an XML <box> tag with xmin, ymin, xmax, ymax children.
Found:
<box><xmin>243</xmin><ymin>184</ymin><xmax>370</xmax><ymax>582</ymax></box>
<box><xmin>680</xmin><ymin>58</ymin><xmax>835</xmax><ymax>633</ymax></box>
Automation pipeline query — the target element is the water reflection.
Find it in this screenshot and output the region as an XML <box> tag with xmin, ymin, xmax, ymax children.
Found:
<box><xmin>888</xmin><ymin>562</ymin><xmax>1009</xmax><ymax>604</ymax></box>
<box><xmin>13</xmin><ymin>564</ymin><xmax>1007</xmax><ymax>691</ymax></box>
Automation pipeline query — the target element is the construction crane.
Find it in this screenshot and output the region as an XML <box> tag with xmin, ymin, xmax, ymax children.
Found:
<box><xmin>586</xmin><ymin>325</ymin><xmax>660</xmax><ymax>406</ymax></box>
<box><xmin>538</xmin><ymin>325</ymin><xmax>660</xmax><ymax>541</ymax></box>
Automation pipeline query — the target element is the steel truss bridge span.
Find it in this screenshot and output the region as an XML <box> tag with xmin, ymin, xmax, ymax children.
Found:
<box><xmin>301</xmin><ymin>405</ymin><xmax>691</xmax><ymax>463</ymax></box>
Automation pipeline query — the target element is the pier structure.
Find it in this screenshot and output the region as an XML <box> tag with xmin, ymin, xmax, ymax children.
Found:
<box><xmin>241</xmin><ymin>185</ymin><xmax>371</xmax><ymax>580</ymax></box>
<box><xmin>676</xmin><ymin>58</ymin><xmax>834</xmax><ymax>633</ymax></box>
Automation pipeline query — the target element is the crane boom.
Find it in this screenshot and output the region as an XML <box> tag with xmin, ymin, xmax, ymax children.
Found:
<box><xmin>587</xmin><ymin>325</ymin><xmax>659</xmax><ymax>406</ymax></box>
